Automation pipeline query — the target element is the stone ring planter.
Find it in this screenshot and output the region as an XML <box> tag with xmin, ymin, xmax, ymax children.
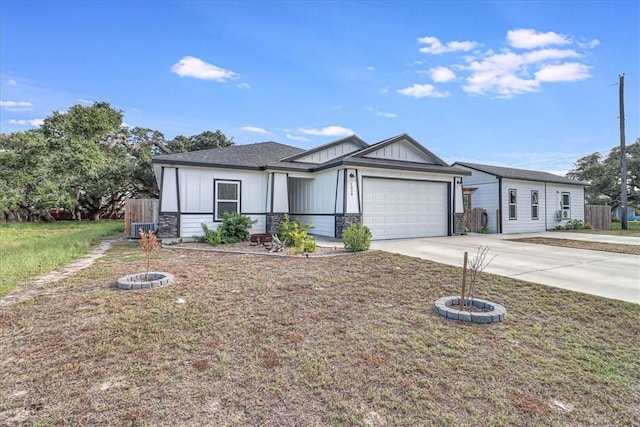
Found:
<box><xmin>434</xmin><ymin>296</ymin><xmax>506</xmax><ymax>324</ymax></box>
<box><xmin>117</xmin><ymin>272</ymin><xmax>174</xmax><ymax>290</ymax></box>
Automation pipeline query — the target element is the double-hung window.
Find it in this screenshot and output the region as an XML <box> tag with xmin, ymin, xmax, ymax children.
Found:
<box><xmin>561</xmin><ymin>192</ymin><xmax>571</xmax><ymax>219</ymax></box>
<box><xmin>215</xmin><ymin>180</ymin><xmax>240</xmax><ymax>221</ymax></box>
<box><xmin>508</xmin><ymin>189</ymin><xmax>517</xmax><ymax>220</ymax></box>
<box><xmin>531</xmin><ymin>191</ymin><xmax>539</xmax><ymax>220</ymax></box>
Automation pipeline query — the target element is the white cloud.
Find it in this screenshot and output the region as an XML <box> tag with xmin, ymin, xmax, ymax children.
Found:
<box><xmin>366</xmin><ymin>107</ymin><xmax>392</xmax><ymax>117</ymax></box>
<box><xmin>286</xmin><ymin>133</ymin><xmax>310</xmax><ymax>142</ymax></box>
<box><xmin>236</xmin><ymin>82</ymin><xmax>251</xmax><ymax>90</ymax></box>
<box><xmin>379</xmin><ymin>86</ymin><xmax>390</xmax><ymax>94</ymax></box>
<box><xmin>298</xmin><ymin>126</ymin><xmax>354</xmax><ymax>137</ymax></box>
<box><xmin>429</xmin><ymin>66</ymin><xmax>456</xmax><ymax>83</ymax></box>
<box><xmin>397</xmin><ymin>83</ymin><xmax>449</xmax><ymax>98</ymax></box>
<box><xmin>7</xmin><ymin>79</ymin><xmax>17</xmax><ymax>87</ymax></box>
<box><xmin>577</xmin><ymin>39</ymin><xmax>600</xmax><ymax>49</ymax></box>
<box><xmin>77</xmin><ymin>98</ymin><xmax>93</xmax><ymax>105</ymax></box>
<box><xmin>8</xmin><ymin>118</ymin><xmax>43</xmax><ymax>126</ymax></box>
<box><xmin>171</xmin><ymin>56</ymin><xmax>237</xmax><ymax>82</ymax></box>
<box><xmin>535</xmin><ymin>62</ymin><xmax>591</xmax><ymax>82</ymax></box>
<box><xmin>1</xmin><ymin>100</ymin><xmax>32</xmax><ymax>111</ymax></box>
<box><xmin>366</xmin><ymin>66</ymin><xmax>375</xmax><ymax>71</ymax></box>
<box><xmin>241</xmin><ymin>125</ymin><xmax>269</xmax><ymax>134</ymax></box>
<box><xmin>418</xmin><ymin>36</ymin><xmax>480</xmax><ymax>54</ymax></box>
<box><xmin>366</xmin><ymin>107</ymin><xmax>397</xmax><ymax>118</ymax></box>
<box><xmin>507</xmin><ymin>28</ymin><xmax>571</xmax><ymax>49</ymax></box>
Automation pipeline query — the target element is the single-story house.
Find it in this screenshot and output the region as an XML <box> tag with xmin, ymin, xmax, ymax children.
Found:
<box><xmin>152</xmin><ymin>134</ymin><xmax>470</xmax><ymax>240</ymax></box>
<box><xmin>453</xmin><ymin>162</ymin><xmax>589</xmax><ymax>233</ymax></box>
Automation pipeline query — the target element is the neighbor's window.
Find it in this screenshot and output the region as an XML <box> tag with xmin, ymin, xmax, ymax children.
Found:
<box><xmin>509</xmin><ymin>189</ymin><xmax>517</xmax><ymax>220</ymax></box>
<box><xmin>561</xmin><ymin>192</ymin><xmax>571</xmax><ymax>219</ymax></box>
<box><xmin>531</xmin><ymin>190</ymin><xmax>539</xmax><ymax>220</ymax></box>
<box><xmin>215</xmin><ymin>180</ymin><xmax>240</xmax><ymax>221</ymax></box>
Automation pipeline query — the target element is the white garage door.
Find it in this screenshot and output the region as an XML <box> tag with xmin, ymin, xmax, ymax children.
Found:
<box><xmin>362</xmin><ymin>177</ymin><xmax>448</xmax><ymax>240</ymax></box>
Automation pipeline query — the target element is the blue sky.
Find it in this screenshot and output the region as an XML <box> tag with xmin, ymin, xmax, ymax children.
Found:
<box><xmin>1</xmin><ymin>1</ymin><xmax>638</xmax><ymax>175</ymax></box>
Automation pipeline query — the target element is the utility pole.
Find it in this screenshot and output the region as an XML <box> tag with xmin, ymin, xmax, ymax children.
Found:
<box><xmin>619</xmin><ymin>74</ymin><xmax>628</xmax><ymax>230</ymax></box>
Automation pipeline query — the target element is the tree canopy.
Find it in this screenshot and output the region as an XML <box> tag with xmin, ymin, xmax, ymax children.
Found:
<box><xmin>566</xmin><ymin>138</ymin><xmax>640</xmax><ymax>207</ymax></box>
<box><xmin>0</xmin><ymin>102</ymin><xmax>233</xmax><ymax>221</ymax></box>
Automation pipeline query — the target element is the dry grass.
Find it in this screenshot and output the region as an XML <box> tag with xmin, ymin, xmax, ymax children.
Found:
<box><xmin>508</xmin><ymin>237</ymin><xmax>640</xmax><ymax>255</ymax></box>
<box><xmin>1</xmin><ymin>241</ymin><xmax>639</xmax><ymax>426</ymax></box>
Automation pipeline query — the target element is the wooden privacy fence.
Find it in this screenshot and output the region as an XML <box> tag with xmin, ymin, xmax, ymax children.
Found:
<box><xmin>464</xmin><ymin>207</ymin><xmax>487</xmax><ymax>233</ymax></box>
<box><xmin>124</xmin><ymin>199</ymin><xmax>159</xmax><ymax>236</ymax></box>
<box><xmin>585</xmin><ymin>205</ymin><xmax>611</xmax><ymax>230</ymax></box>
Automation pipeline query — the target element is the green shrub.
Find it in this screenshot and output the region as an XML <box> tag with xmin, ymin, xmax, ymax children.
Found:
<box><xmin>303</xmin><ymin>236</ymin><xmax>316</xmax><ymax>253</ymax></box>
<box><xmin>199</xmin><ymin>213</ymin><xmax>256</xmax><ymax>246</ymax></box>
<box><xmin>480</xmin><ymin>226</ymin><xmax>489</xmax><ymax>234</ymax></box>
<box><xmin>218</xmin><ymin>212</ymin><xmax>256</xmax><ymax>243</ymax></box>
<box><xmin>277</xmin><ymin>214</ymin><xmax>314</xmax><ymax>247</ymax></box>
<box><xmin>200</xmin><ymin>223</ymin><xmax>222</xmax><ymax>245</ymax></box>
<box><xmin>342</xmin><ymin>224</ymin><xmax>372</xmax><ymax>252</ymax></box>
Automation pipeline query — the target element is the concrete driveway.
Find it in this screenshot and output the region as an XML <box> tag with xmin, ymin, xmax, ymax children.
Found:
<box><xmin>369</xmin><ymin>232</ymin><xmax>640</xmax><ymax>304</ymax></box>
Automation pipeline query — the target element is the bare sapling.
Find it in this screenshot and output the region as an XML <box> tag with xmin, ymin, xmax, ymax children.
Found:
<box><xmin>462</xmin><ymin>246</ymin><xmax>497</xmax><ymax>311</ymax></box>
<box><xmin>139</xmin><ymin>229</ymin><xmax>161</xmax><ymax>281</ymax></box>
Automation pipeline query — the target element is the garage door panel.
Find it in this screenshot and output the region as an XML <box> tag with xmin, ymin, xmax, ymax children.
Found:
<box><xmin>363</xmin><ymin>177</ymin><xmax>448</xmax><ymax>240</ymax></box>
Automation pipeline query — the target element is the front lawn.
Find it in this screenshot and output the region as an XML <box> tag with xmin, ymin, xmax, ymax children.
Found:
<box><xmin>1</xmin><ymin>242</ymin><xmax>638</xmax><ymax>425</ymax></box>
<box><xmin>0</xmin><ymin>220</ymin><xmax>123</xmax><ymax>297</ymax></box>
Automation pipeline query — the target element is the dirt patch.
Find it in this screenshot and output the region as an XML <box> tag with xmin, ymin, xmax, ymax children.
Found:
<box><xmin>1</xmin><ymin>241</ymin><xmax>638</xmax><ymax>426</ymax></box>
<box><xmin>166</xmin><ymin>241</ymin><xmax>351</xmax><ymax>257</ymax></box>
<box><xmin>507</xmin><ymin>237</ymin><xmax>640</xmax><ymax>255</ymax></box>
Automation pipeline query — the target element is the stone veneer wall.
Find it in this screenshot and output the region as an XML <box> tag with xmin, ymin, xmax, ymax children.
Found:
<box><xmin>266</xmin><ymin>213</ymin><xmax>287</xmax><ymax>235</ymax></box>
<box><xmin>453</xmin><ymin>213</ymin><xmax>465</xmax><ymax>235</ymax></box>
<box><xmin>335</xmin><ymin>214</ymin><xmax>362</xmax><ymax>238</ymax></box>
<box><xmin>157</xmin><ymin>213</ymin><xmax>179</xmax><ymax>238</ymax></box>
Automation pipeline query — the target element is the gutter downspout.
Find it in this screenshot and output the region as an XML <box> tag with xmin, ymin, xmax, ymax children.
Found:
<box><xmin>497</xmin><ymin>177</ymin><xmax>503</xmax><ymax>234</ymax></box>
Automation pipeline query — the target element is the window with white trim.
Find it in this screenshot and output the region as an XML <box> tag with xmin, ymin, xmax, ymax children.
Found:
<box><xmin>215</xmin><ymin>180</ymin><xmax>240</xmax><ymax>221</ymax></box>
<box><xmin>531</xmin><ymin>190</ymin><xmax>539</xmax><ymax>220</ymax></box>
<box><xmin>509</xmin><ymin>189</ymin><xmax>517</xmax><ymax>220</ymax></box>
<box><xmin>561</xmin><ymin>192</ymin><xmax>571</xmax><ymax>219</ymax></box>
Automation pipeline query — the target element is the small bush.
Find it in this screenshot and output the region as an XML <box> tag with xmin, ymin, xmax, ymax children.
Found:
<box><xmin>200</xmin><ymin>223</ymin><xmax>223</xmax><ymax>245</ymax></box>
<box><xmin>278</xmin><ymin>215</ymin><xmax>314</xmax><ymax>247</ymax></box>
<box><xmin>342</xmin><ymin>224</ymin><xmax>372</xmax><ymax>252</ymax></box>
<box><xmin>303</xmin><ymin>237</ymin><xmax>316</xmax><ymax>253</ymax></box>
<box><xmin>218</xmin><ymin>212</ymin><xmax>256</xmax><ymax>243</ymax></box>
<box><xmin>480</xmin><ymin>226</ymin><xmax>489</xmax><ymax>234</ymax></box>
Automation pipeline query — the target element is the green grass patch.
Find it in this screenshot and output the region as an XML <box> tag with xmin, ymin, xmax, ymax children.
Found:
<box><xmin>611</xmin><ymin>220</ymin><xmax>640</xmax><ymax>231</ymax></box>
<box><xmin>0</xmin><ymin>220</ymin><xmax>123</xmax><ymax>296</ymax></box>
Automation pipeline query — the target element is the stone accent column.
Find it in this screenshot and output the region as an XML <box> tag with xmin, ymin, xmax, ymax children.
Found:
<box><xmin>335</xmin><ymin>214</ymin><xmax>361</xmax><ymax>238</ymax></box>
<box><xmin>453</xmin><ymin>213</ymin><xmax>465</xmax><ymax>235</ymax></box>
<box><xmin>157</xmin><ymin>213</ymin><xmax>179</xmax><ymax>238</ymax></box>
<box><xmin>266</xmin><ymin>213</ymin><xmax>286</xmax><ymax>235</ymax></box>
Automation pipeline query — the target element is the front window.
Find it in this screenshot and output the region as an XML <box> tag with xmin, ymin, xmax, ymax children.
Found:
<box><xmin>561</xmin><ymin>192</ymin><xmax>571</xmax><ymax>219</ymax></box>
<box><xmin>531</xmin><ymin>191</ymin><xmax>539</xmax><ymax>220</ymax></box>
<box><xmin>509</xmin><ymin>189</ymin><xmax>517</xmax><ymax>220</ymax></box>
<box><xmin>215</xmin><ymin>180</ymin><xmax>240</xmax><ymax>220</ymax></box>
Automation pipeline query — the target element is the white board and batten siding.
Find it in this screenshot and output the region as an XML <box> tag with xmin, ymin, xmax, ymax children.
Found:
<box><xmin>363</xmin><ymin>139</ymin><xmax>438</xmax><ymax>163</ymax></box>
<box><xmin>292</xmin><ymin>141</ymin><xmax>362</xmax><ymax>164</ymax></box>
<box><xmin>159</xmin><ymin>165</ymin><xmax>269</xmax><ymax>238</ymax></box>
<box><xmin>288</xmin><ymin>169</ymin><xmax>339</xmax><ymax>237</ymax></box>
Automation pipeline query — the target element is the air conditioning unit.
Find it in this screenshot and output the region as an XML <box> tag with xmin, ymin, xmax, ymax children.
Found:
<box><xmin>555</xmin><ymin>210</ymin><xmax>563</xmax><ymax>220</ymax></box>
<box><xmin>131</xmin><ymin>222</ymin><xmax>156</xmax><ymax>239</ymax></box>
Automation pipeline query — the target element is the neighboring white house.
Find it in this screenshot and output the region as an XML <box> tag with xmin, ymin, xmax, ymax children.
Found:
<box><xmin>453</xmin><ymin>162</ymin><xmax>589</xmax><ymax>233</ymax></box>
<box><xmin>151</xmin><ymin>134</ymin><xmax>470</xmax><ymax>240</ymax></box>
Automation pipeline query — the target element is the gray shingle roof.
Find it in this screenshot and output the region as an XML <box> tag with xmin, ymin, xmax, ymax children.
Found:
<box><xmin>454</xmin><ymin>162</ymin><xmax>589</xmax><ymax>186</ymax></box>
<box><xmin>152</xmin><ymin>142</ymin><xmax>307</xmax><ymax>170</ymax></box>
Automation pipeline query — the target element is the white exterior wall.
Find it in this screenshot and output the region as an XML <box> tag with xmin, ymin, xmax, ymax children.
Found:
<box><xmin>271</xmin><ymin>173</ymin><xmax>289</xmax><ymax>212</ymax></box>
<box><xmin>363</xmin><ymin>139</ymin><xmax>436</xmax><ymax>163</ymax></box>
<box><xmin>180</xmin><ymin>214</ymin><xmax>266</xmax><ymax>239</ymax></box>
<box><xmin>500</xmin><ymin>179</ymin><xmax>547</xmax><ymax>234</ymax></box>
<box><xmin>293</xmin><ymin>141</ymin><xmax>361</xmax><ymax>164</ymax></box>
<box><xmin>291</xmin><ymin>214</ymin><xmax>334</xmax><ymax>237</ymax></box>
<box><xmin>458</xmin><ymin>168</ymin><xmax>500</xmax><ymax>233</ymax></box>
<box><xmin>288</xmin><ymin>170</ymin><xmax>338</xmax><ymax>214</ymax></box>
<box><xmin>176</xmin><ymin>167</ymin><xmax>267</xmax><ymax>214</ymax></box>
<box><xmin>545</xmin><ymin>184</ymin><xmax>585</xmax><ymax>228</ymax></box>
<box><xmin>160</xmin><ymin>167</ymin><xmax>179</xmax><ymax>212</ymax></box>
